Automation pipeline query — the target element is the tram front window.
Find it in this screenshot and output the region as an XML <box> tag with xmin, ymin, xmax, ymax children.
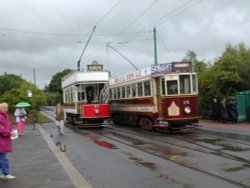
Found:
<box><xmin>180</xmin><ymin>75</ymin><xmax>191</xmax><ymax>94</ymax></box>
<box><xmin>167</xmin><ymin>80</ymin><xmax>178</xmax><ymax>95</ymax></box>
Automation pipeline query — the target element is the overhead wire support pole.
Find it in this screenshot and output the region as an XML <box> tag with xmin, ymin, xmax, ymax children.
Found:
<box><xmin>77</xmin><ymin>25</ymin><xmax>96</xmax><ymax>70</ymax></box>
<box><xmin>107</xmin><ymin>43</ymin><xmax>138</xmax><ymax>70</ymax></box>
<box><xmin>153</xmin><ymin>27</ymin><xmax>158</xmax><ymax>65</ymax></box>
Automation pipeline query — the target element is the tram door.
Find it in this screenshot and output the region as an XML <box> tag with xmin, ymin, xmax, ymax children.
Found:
<box><xmin>152</xmin><ymin>77</ymin><xmax>160</xmax><ymax>116</ymax></box>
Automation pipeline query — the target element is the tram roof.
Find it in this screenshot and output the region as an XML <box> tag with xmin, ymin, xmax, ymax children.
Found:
<box><xmin>110</xmin><ymin>62</ymin><xmax>193</xmax><ymax>85</ymax></box>
<box><xmin>62</xmin><ymin>70</ymin><xmax>109</xmax><ymax>89</ymax></box>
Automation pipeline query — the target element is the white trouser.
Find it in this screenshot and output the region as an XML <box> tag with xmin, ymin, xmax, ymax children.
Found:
<box><xmin>56</xmin><ymin>120</ymin><xmax>64</xmax><ymax>133</ymax></box>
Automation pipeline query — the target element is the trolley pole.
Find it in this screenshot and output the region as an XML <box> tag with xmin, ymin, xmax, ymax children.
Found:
<box><xmin>153</xmin><ymin>27</ymin><xmax>158</xmax><ymax>65</ymax></box>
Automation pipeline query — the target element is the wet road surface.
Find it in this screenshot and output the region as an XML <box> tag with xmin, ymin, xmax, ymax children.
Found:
<box><xmin>41</xmin><ymin>108</ymin><xmax>250</xmax><ymax>188</ymax></box>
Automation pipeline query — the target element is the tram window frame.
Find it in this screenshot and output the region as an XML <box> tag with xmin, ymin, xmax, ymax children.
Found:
<box><xmin>121</xmin><ymin>86</ymin><xmax>126</xmax><ymax>98</ymax></box>
<box><xmin>160</xmin><ymin>77</ymin><xmax>166</xmax><ymax>95</ymax></box>
<box><xmin>126</xmin><ymin>85</ymin><xmax>131</xmax><ymax>98</ymax></box>
<box><xmin>132</xmin><ymin>83</ymin><xmax>137</xmax><ymax>97</ymax></box>
<box><xmin>111</xmin><ymin>89</ymin><xmax>113</xmax><ymax>100</ymax></box>
<box><xmin>167</xmin><ymin>80</ymin><xmax>178</xmax><ymax>95</ymax></box>
<box><xmin>192</xmin><ymin>74</ymin><xmax>197</xmax><ymax>93</ymax></box>
<box><xmin>144</xmin><ymin>80</ymin><xmax>151</xmax><ymax>96</ymax></box>
<box><xmin>137</xmin><ymin>82</ymin><xmax>143</xmax><ymax>97</ymax></box>
<box><xmin>180</xmin><ymin>74</ymin><xmax>191</xmax><ymax>94</ymax></box>
<box><xmin>117</xmin><ymin>87</ymin><xmax>121</xmax><ymax>99</ymax></box>
<box><xmin>114</xmin><ymin>88</ymin><xmax>117</xmax><ymax>99</ymax></box>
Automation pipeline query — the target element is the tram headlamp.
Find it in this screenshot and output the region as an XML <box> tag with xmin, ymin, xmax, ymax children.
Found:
<box><xmin>184</xmin><ymin>107</ymin><xmax>191</xmax><ymax>114</ymax></box>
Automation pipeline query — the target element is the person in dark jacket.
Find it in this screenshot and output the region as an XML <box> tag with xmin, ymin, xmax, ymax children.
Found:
<box><xmin>210</xmin><ymin>98</ymin><xmax>220</xmax><ymax>122</ymax></box>
<box><xmin>227</xmin><ymin>97</ymin><xmax>238</xmax><ymax>123</ymax></box>
<box><xmin>0</xmin><ymin>103</ymin><xmax>16</xmax><ymax>180</ymax></box>
<box><xmin>220</xmin><ymin>98</ymin><xmax>228</xmax><ymax>123</ymax></box>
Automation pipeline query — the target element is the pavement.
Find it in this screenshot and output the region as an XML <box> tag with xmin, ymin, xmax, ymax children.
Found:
<box><xmin>0</xmin><ymin>120</ymin><xmax>249</xmax><ymax>188</ymax></box>
<box><xmin>0</xmin><ymin>123</ymin><xmax>92</xmax><ymax>188</ymax></box>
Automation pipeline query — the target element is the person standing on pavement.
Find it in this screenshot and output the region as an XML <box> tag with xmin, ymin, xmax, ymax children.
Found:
<box><xmin>210</xmin><ymin>98</ymin><xmax>220</xmax><ymax>122</ymax></box>
<box><xmin>220</xmin><ymin>98</ymin><xmax>228</xmax><ymax>123</ymax></box>
<box><xmin>55</xmin><ymin>103</ymin><xmax>65</xmax><ymax>135</ymax></box>
<box><xmin>0</xmin><ymin>102</ymin><xmax>16</xmax><ymax>180</ymax></box>
<box><xmin>14</xmin><ymin>107</ymin><xmax>27</xmax><ymax>136</ymax></box>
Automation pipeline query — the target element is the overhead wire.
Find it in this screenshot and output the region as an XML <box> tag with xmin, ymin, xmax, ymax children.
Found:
<box><xmin>109</xmin><ymin>0</ymin><xmax>160</xmax><ymax>43</ymax></box>
<box><xmin>95</xmin><ymin>0</ymin><xmax>122</xmax><ymax>26</ymax></box>
<box><xmin>44</xmin><ymin>0</ymin><xmax>122</xmax><ymax>81</ymax></box>
<box><xmin>116</xmin><ymin>0</ymin><xmax>195</xmax><ymax>46</ymax></box>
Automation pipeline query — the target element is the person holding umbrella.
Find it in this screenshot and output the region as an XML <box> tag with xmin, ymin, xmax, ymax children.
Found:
<box><xmin>14</xmin><ymin>102</ymin><xmax>29</xmax><ymax>136</ymax></box>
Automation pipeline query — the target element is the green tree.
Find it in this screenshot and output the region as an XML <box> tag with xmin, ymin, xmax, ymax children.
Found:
<box><xmin>1</xmin><ymin>80</ymin><xmax>46</xmax><ymax>113</ymax></box>
<box><xmin>45</xmin><ymin>69</ymin><xmax>72</xmax><ymax>105</ymax></box>
<box><xmin>0</xmin><ymin>73</ymin><xmax>25</xmax><ymax>96</ymax></box>
<box><xmin>48</xmin><ymin>69</ymin><xmax>72</xmax><ymax>93</ymax></box>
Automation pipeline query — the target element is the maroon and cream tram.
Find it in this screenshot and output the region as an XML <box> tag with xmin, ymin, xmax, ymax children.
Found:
<box><xmin>109</xmin><ymin>62</ymin><xmax>199</xmax><ymax>132</ymax></box>
<box><xmin>62</xmin><ymin>61</ymin><xmax>110</xmax><ymax>127</ymax></box>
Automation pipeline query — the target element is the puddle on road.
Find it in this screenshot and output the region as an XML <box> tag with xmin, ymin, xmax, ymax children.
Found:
<box><xmin>94</xmin><ymin>140</ymin><xmax>118</xmax><ymax>149</ymax></box>
<box><xmin>83</xmin><ymin>132</ymin><xmax>118</xmax><ymax>149</ymax></box>
<box><xmin>111</xmin><ymin>132</ymin><xmax>145</xmax><ymax>145</ymax></box>
<box><xmin>129</xmin><ymin>157</ymin><xmax>157</xmax><ymax>171</ymax></box>
<box><xmin>219</xmin><ymin>144</ymin><xmax>250</xmax><ymax>152</ymax></box>
<box><xmin>194</xmin><ymin>138</ymin><xmax>250</xmax><ymax>152</ymax></box>
<box><xmin>127</xmin><ymin>154</ymin><xmax>193</xmax><ymax>188</ymax></box>
<box><xmin>223</xmin><ymin>164</ymin><xmax>249</xmax><ymax>172</ymax></box>
<box><xmin>194</xmin><ymin>138</ymin><xmax>222</xmax><ymax>144</ymax></box>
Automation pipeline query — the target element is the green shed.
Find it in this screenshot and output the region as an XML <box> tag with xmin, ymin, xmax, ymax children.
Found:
<box><xmin>236</xmin><ymin>90</ymin><xmax>250</xmax><ymax>122</ymax></box>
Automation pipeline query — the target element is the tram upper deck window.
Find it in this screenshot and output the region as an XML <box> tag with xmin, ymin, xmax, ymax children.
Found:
<box><xmin>114</xmin><ymin>88</ymin><xmax>117</xmax><ymax>99</ymax></box>
<box><xmin>180</xmin><ymin>75</ymin><xmax>191</xmax><ymax>94</ymax></box>
<box><xmin>132</xmin><ymin>83</ymin><xmax>136</xmax><ymax>97</ymax></box>
<box><xmin>126</xmin><ymin>85</ymin><xmax>131</xmax><ymax>98</ymax></box>
<box><xmin>122</xmin><ymin>86</ymin><xmax>126</xmax><ymax>98</ymax></box>
<box><xmin>117</xmin><ymin>87</ymin><xmax>121</xmax><ymax>99</ymax></box>
<box><xmin>167</xmin><ymin>80</ymin><xmax>178</xmax><ymax>95</ymax></box>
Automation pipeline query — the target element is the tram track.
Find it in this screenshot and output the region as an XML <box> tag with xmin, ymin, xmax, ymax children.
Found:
<box><xmin>105</xmin><ymin>125</ymin><xmax>250</xmax><ymax>165</ymax></box>
<box><xmin>81</xmin><ymin>126</ymin><xmax>250</xmax><ymax>188</ymax></box>
<box><xmin>190</xmin><ymin>131</ymin><xmax>250</xmax><ymax>147</ymax></box>
<box><xmin>41</xmin><ymin>110</ymin><xmax>250</xmax><ymax>187</ymax></box>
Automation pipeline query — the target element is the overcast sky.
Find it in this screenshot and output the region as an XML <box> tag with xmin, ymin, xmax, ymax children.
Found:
<box><xmin>0</xmin><ymin>0</ymin><xmax>249</xmax><ymax>88</ymax></box>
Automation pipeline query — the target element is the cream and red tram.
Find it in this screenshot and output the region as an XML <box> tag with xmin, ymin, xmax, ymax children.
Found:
<box><xmin>62</xmin><ymin>61</ymin><xmax>110</xmax><ymax>127</ymax></box>
<box><xmin>109</xmin><ymin>62</ymin><xmax>199</xmax><ymax>132</ymax></box>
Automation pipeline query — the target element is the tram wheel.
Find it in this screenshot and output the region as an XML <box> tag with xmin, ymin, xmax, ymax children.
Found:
<box><xmin>139</xmin><ymin>117</ymin><xmax>153</xmax><ymax>130</ymax></box>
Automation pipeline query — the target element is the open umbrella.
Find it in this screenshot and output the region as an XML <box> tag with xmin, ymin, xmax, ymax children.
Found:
<box><xmin>15</xmin><ymin>102</ymin><xmax>31</xmax><ymax>107</ymax></box>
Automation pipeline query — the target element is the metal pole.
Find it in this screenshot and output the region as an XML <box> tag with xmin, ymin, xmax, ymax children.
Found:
<box><xmin>107</xmin><ymin>44</ymin><xmax>138</xmax><ymax>70</ymax></box>
<box><xmin>32</xmin><ymin>68</ymin><xmax>36</xmax><ymax>129</ymax></box>
<box><xmin>153</xmin><ymin>27</ymin><xmax>158</xmax><ymax>65</ymax></box>
<box><xmin>77</xmin><ymin>25</ymin><xmax>96</xmax><ymax>71</ymax></box>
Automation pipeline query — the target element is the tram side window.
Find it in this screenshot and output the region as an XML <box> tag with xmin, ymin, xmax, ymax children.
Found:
<box><xmin>114</xmin><ymin>88</ymin><xmax>117</xmax><ymax>99</ymax></box>
<box><xmin>137</xmin><ymin>82</ymin><xmax>143</xmax><ymax>97</ymax></box>
<box><xmin>167</xmin><ymin>80</ymin><xmax>178</xmax><ymax>95</ymax></box>
<box><xmin>132</xmin><ymin>83</ymin><xmax>136</xmax><ymax>97</ymax></box>
<box><xmin>109</xmin><ymin>89</ymin><xmax>112</xmax><ymax>100</ymax></box>
<box><xmin>126</xmin><ymin>85</ymin><xmax>131</xmax><ymax>98</ymax></box>
<box><xmin>122</xmin><ymin>86</ymin><xmax>126</xmax><ymax>98</ymax></box>
<box><xmin>161</xmin><ymin>78</ymin><xmax>166</xmax><ymax>95</ymax></box>
<box><xmin>144</xmin><ymin>81</ymin><xmax>151</xmax><ymax>96</ymax></box>
<box><xmin>117</xmin><ymin>87</ymin><xmax>121</xmax><ymax>99</ymax></box>
<box><xmin>180</xmin><ymin>75</ymin><xmax>191</xmax><ymax>94</ymax></box>
<box><xmin>192</xmin><ymin>74</ymin><xmax>197</xmax><ymax>93</ymax></box>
